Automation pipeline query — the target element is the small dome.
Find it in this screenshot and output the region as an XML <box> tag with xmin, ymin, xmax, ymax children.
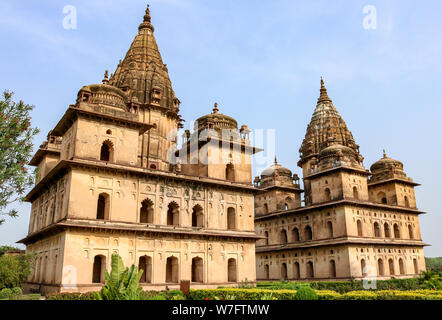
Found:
<box><xmin>370</xmin><ymin>150</ymin><xmax>404</xmax><ymax>173</ymax></box>
<box><xmin>319</xmin><ymin>144</ymin><xmax>355</xmax><ymax>158</ymax></box>
<box><xmin>195</xmin><ymin>103</ymin><xmax>238</xmax><ymax>132</ymax></box>
<box><xmin>261</xmin><ymin>158</ymin><xmax>292</xmax><ymax>178</ymax></box>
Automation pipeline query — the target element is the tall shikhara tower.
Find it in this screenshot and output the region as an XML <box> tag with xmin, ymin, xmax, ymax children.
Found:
<box><xmin>254</xmin><ymin>79</ymin><xmax>427</xmax><ymax>281</ymax></box>
<box><xmin>20</xmin><ymin>5</ymin><xmax>260</xmax><ymax>295</ymax></box>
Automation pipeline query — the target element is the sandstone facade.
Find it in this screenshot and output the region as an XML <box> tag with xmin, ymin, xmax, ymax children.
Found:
<box><xmin>254</xmin><ymin>79</ymin><xmax>427</xmax><ymax>281</ymax></box>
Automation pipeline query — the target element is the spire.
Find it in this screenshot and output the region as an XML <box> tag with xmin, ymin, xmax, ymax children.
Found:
<box><xmin>318</xmin><ymin>77</ymin><xmax>332</xmax><ymax>103</ymax></box>
<box><xmin>274</xmin><ymin>156</ymin><xmax>278</xmax><ymax>165</ymax></box>
<box><xmin>383</xmin><ymin>149</ymin><xmax>387</xmax><ymax>158</ymax></box>
<box><xmin>139</xmin><ymin>4</ymin><xmax>154</xmax><ymax>31</ymax></box>
<box><xmin>109</xmin><ymin>4</ymin><xmax>178</xmax><ymax>109</ymax></box>
<box><xmin>102</xmin><ymin>70</ymin><xmax>109</xmax><ymax>85</ymax></box>
<box><xmin>212</xmin><ymin>102</ymin><xmax>219</xmax><ymax>114</ymax></box>
<box><xmin>298</xmin><ymin>79</ymin><xmax>359</xmax><ymax>167</ymax></box>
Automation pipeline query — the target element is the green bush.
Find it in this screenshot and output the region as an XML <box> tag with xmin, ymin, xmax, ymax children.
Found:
<box><xmin>0</xmin><ymin>288</ymin><xmax>12</xmax><ymax>299</ymax></box>
<box><xmin>151</xmin><ymin>295</ymin><xmax>167</xmax><ymax>300</ymax></box>
<box><xmin>46</xmin><ymin>292</ymin><xmax>97</xmax><ymax>300</ymax></box>
<box><xmin>294</xmin><ymin>286</ymin><xmax>318</xmax><ymax>300</ymax></box>
<box><xmin>256</xmin><ymin>277</ymin><xmax>424</xmax><ymax>293</ymax></box>
<box><xmin>0</xmin><ymin>252</ymin><xmax>34</xmax><ymax>289</ymax></box>
<box><xmin>11</xmin><ymin>287</ymin><xmax>23</xmax><ymax>296</ymax></box>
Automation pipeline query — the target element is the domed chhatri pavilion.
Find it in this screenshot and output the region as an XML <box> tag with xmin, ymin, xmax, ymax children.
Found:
<box><xmin>19</xmin><ymin>5</ymin><xmax>427</xmax><ymax>293</ymax></box>
<box><xmin>254</xmin><ymin>78</ymin><xmax>426</xmax><ymax>281</ymax></box>
<box><xmin>20</xmin><ymin>6</ymin><xmax>261</xmax><ymax>294</ymax></box>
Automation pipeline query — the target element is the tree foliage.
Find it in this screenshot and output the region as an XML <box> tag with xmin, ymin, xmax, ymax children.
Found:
<box><xmin>0</xmin><ymin>252</ymin><xmax>34</xmax><ymax>289</ymax></box>
<box><xmin>0</xmin><ymin>90</ymin><xmax>39</xmax><ymax>225</ymax></box>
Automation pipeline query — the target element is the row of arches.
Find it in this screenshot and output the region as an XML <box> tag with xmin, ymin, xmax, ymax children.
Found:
<box><xmin>263</xmin><ymin>260</ymin><xmax>326</xmax><ymax>280</ymax></box>
<box><xmin>264</xmin><ymin>223</ymin><xmax>334</xmax><ymax>246</ymax></box>
<box><xmin>262</xmin><ymin>197</ymin><xmax>295</xmax><ymax>214</ymax></box>
<box><xmin>95</xmin><ymin>196</ymin><xmax>237</xmax><ymax>230</ymax></box>
<box><xmin>92</xmin><ymin>255</ymin><xmax>238</xmax><ymax>284</ymax></box>
<box><xmin>375</xmin><ymin>192</ymin><xmax>411</xmax><ymax>208</ymax></box>
<box><xmin>362</xmin><ymin>257</ymin><xmax>419</xmax><ymax>277</ymax></box>
<box><xmin>369</xmin><ymin>221</ymin><xmax>414</xmax><ymax>239</ymax></box>
<box><xmin>32</xmin><ymin>254</ymin><xmax>58</xmax><ymax>284</ymax></box>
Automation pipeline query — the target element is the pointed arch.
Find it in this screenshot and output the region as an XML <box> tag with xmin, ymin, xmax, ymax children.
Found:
<box><xmin>192</xmin><ymin>204</ymin><xmax>204</xmax><ymax>228</ymax></box>
<box><xmin>167</xmin><ymin>202</ymin><xmax>179</xmax><ymax>226</ymax></box>
<box><xmin>92</xmin><ymin>255</ymin><xmax>106</xmax><ymax>284</ymax></box>
<box><xmin>393</xmin><ymin>223</ymin><xmax>400</xmax><ymax>239</ymax></box>
<box><xmin>100</xmin><ymin>139</ymin><xmax>114</xmax><ymax>162</ymax></box>
<box><xmin>292</xmin><ymin>227</ymin><xmax>300</xmax><ymax>242</ymax></box>
<box><xmin>191</xmin><ymin>257</ymin><xmax>204</xmax><ymax>283</ymax></box>
<box><xmin>327</xmin><ymin>221</ymin><xmax>334</xmax><ymax>238</ymax></box>
<box><xmin>304</xmin><ymin>225</ymin><xmax>313</xmax><ymax>240</ymax></box>
<box><xmin>280</xmin><ymin>229</ymin><xmax>288</xmax><ymax>244</ymax></box>
<box><xmin>353</xmin><ymin>186</ymin><xmax>359</xmax><ymax>199</ymax></box>
<box><xmin>357</xmin><ymin>219</ymin><xmax>363</xmax><ymax>236</ymax></box>
<box><xmin>140</xmin><ymin>198</ymin><xmax>154</xmax><ymax>224</ymax></box>
<box><xmin>166</xmin><ymin>256</ymin><xmax>179</xmax><ymax>283</ymax></box>
<box><xmin>281</xmin><ymin>262</ymin><xmax>288</xmax><ymax>280</ymax></box>
<box><xmin>97</xmin><ymin>193</ymin><xmax>110</xmax><ymax>220</ymax></box>
<box><xmin>227</xmin><ymin>207</ymin><xmax>236</xmax><ymax>230</ymax></box>
<box><xmin>139</xmin><ymin>256</ymin><xmax>152</xmax><ymax>283</ymax></box>
<box><xmin>378</xmin><ymin>258</ymin><xmax>384</xmax><ymax>276</ymax></box>
<box><xmin>228</xmin><ymin>258</ymin><xmax>237</xmax><ymax>282</ymax></box>
<box><xmin>329</xmin><ymin>260</ymin><xmax>337</xmax><ymax>278</ymax></box>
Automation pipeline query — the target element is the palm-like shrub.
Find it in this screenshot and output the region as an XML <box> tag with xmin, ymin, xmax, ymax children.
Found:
<box><xmin>95</xmin><ymin>254</ymin><xmax>143</xmax><ymax>300</ymax></box>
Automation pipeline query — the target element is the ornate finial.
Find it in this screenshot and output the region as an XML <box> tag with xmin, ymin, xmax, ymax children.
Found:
<box><xmin>318</xmin><ymin>77</ymin><xmax>332</xmax><ymax>103</ymax></box>
<box><xmin>383</xmin><ymin>149</ymin><xmax>387</xmax><ymax>158</ymax></box>
<box><xmin>102</xmin><ymin>70</ymin><xmax>109</xmax><ymax>84</ymax></box>
<box><xmin>144</xmin><ymin>4</ymin><xmax>151</xmax><ymax>22</ymax></box>
<box><xmin>212</xmin><ymin>102</ymin><xmax>219</xmax><ymax>114</ymax></box>
<box><xmin>139</xmin><ymin>4</ymin><xmax>155</xmax><ymax>31</ymax></box>
<box><xmin>274</xmin><ymin>156</ymin><xmax>278</xmax><ymax>165</ymax></box>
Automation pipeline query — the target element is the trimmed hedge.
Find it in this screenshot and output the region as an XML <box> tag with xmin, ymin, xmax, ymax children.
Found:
<box><xmin>257</xmin><ymin>278</ymin><xmax>423</xmax><ymax>293</ymax></box>
<box><xmin>187</xmin><ymin>288</ymin><xmax>442</xmax><ymax>300</ymax></box>
<box><xmin>46</xmin><ymin>292</ymin><xmax>98</xmax><ymax>300</ymax></box>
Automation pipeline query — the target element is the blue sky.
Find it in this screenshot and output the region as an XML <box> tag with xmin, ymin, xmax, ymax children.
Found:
<box><xmin>0</xmin><ymin>0</ymin><xmax>441</xmax><ymax>256</ymax></box>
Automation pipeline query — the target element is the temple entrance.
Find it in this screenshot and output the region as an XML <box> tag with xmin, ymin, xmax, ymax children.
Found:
<box><xmin>228</xmin><ymin>258</ymin><xmax>237</xmax><ymax>282</ymax></box>
<box><xmin>191</xmin><ymin>257</ymin><xmax>204</xmax><ymax>283</ymax></box>
<box><xmin>166</xmin><ymin>256</ymin><xmax>179</xmax><ymax>283</ymax></box>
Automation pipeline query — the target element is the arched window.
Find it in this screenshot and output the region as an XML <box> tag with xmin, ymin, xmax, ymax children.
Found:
<box><xmin>227</xmin><ymin>207</ymin><xmax>236</xmax><ymax>230</ymax></box>
<box><xmin>226</xmin><ymin>163</ymin><xmax>235</xmax><ymax>182</ymax></box>
<box><xmin>329</xmin><ymin>260</ymin><xmax>336</xmax><ymax>278</ymax></box>
<box><xmin>293</xmin><ymin>262</ymin><xmax>300</xmax><ymax>279</ymax></box>
<box><xmin>228</xmin><ymin>258</ymin><xmax>237</xmax><ymax>282</ymax></box>
<box><xmin>306</xmin><ymin>261</ymin><xmax>314</xmax><ymax>278</ymax></box>
<box><xmin>324</xmin><ymin>188</ymin><xmax>331</xmax><ymax>201</ymax></box>
<box><xmin>353</xmin><ymin>186</ymin><xmax>359</xmax><ymax>200</ymax></box>
<box><xmin>284</xmin><ymin>197</ymin><xmax>292</xmax><ymax>210</ymax></box>
<box><xmin>388</xmin><ymin>258</ymin><xmax>395</xmax><ymax>275</ymax></box>
<box><xmin>192</xmin><ymin>205</ymin><xmax>204</xmax><ymax>228</ymax></box>
<box><xmin>393</xmin><ymin>223</ymin><xmax>400</xmax><ymax>239</ymax></box>
<box><xmin>100</xmin><ymin>140</ymin><xmax>114</xmax><ymax>162</ymax></box>
<box><xmin>357</xmin><ymin>220</ymin><xmax>363</xmax><ymax>236</ymax></box>
<box><xmin>404</xmin><ymin>196</ymin><xmax>410</xmax><ymax>208</ymax></box>
<box><xmin>191</xmin><ymin>257</ymin><xmax>204</xmax><ymax>283</ymax></box>
<box><xmin>51</xmin><ymin>254</ymin><xmax>58</xmax><ymax>284</ymax></box>
<box><xmin>384</xmin><ymin>223</ymin><xmax>391</xmax><ymax>238</ymax></box>
<box><xmin>413</xmin><ymin>259</ymin><xmax>419</xmax><ymax>274</ymax></box>
<box><xmin>280</xmin><ymin>229</ymin><xmax>288</xmax><ymax>244</ymax></box>
<box><xmin>92</xmin><ymin>255</ymin><xmax>106</xmax><ymax>284</ymax></box>
<box><xmin>377</xmin><ymin>191</ymin><xmax>387</xmax><ymax>204</ymax></box>
<box><xmin>139</xmin><ymin>256</ymin><xmax>152</xmax><ymax>283</ymax></box>
<box><xmin>264</xmin><ymin>264</ymin><xmax>270</xmax><ymax>280</ymax></box>
<box><xmin>96</xmin><ymin>193</ymin><xmax>110</xmax><ymax>220</ymax></box>
<box><xmin>327</xmin><ymin>221</ymin><xmax>333</xmax><ymax>238</ymax></box>
<box><xmin>377</xmin><ymin>259</ymin><xmax>384</xmax><ymax>276</ymax></box>
<box><xmin>140</xmin><ymin>198</ymin><xmax>154</xmax><ymax>224</ymax></box>
<box><xmin>399</xmin><ymin>258</ymin><xmax>405</xmax><ymax>275</ymax></box>
<box><xmin>361</xmin><ymin>259</ymin><xmax>367</xmax><ymax>276</ymax></box>
<box><xmin>263</xmin><ymin>203</ymin><xmax>269</xmax><ymax>214</ymax></box>
<box><xmin>281</xmin><ymin>263</ymin><xmax>287</xmax><ymax>280</ymax></box>
<box><xmin>408</xmin><ymin>225</ymin><xmax>414</xmax><ymax>239</ymax></box>
<box><xmin>264</xmin><ymin>231</ymin><xmax>269</xmax><ymax>245</ymax></box>
<box><xmin>292</xmin><ymin>227</ymin><xmax>300</xmax><ymax>242</ymax></box>
<box><xmin>304</xmin><ymin>225</ymin><xmax>313</xmax><ymax>240</ymax></box>
<box><xmin>166</xmin><ymin>256</ymin><xmax>179</xmax><ymax>283</ymax></box>
<box><xmin>167</xmin><ymin>202</ymin><xmax>179</xmax><ymax>226</ymax></box>
<box><xmin>374</xmin><ymin>222</ymin><xmax>381</xmax><ymax>237</ymax></box>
